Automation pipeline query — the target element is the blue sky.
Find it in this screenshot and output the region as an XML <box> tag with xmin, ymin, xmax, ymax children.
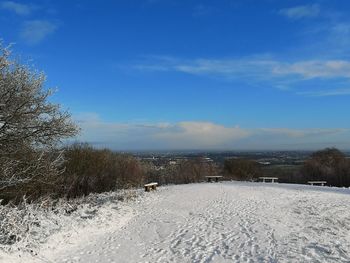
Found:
<box><xmin>1</xmin><ymin>0</ymin><xmax>350</xmax><ymax>150</ymax></box>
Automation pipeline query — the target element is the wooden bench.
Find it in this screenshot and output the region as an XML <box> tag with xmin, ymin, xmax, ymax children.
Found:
<box><xmin>259</xmin><ymin>177</ymin><xmax>278</xmax><ymax>183</ymax></box>
<box><xmin>205</xmin><ymin>176</ymin><xmax>223</xmax><ymax>183</ymax></box>
<box><xmin>308</xmin><ymin>181</ymin><xmax>327</xmax><ymax>186</ymax></box>
<box><xmin>144</xmin><ymin>182</ymin><xmax>158</xmax><ymax>192</ymax></box>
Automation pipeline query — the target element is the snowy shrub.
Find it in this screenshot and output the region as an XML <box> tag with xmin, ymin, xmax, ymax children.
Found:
<box><xmin>0</xmin><ymin>197</ymin><xmax>62</xmax><ymax>254</ymax></box>
<box><xmin>0</xmin><ymin>189</ymin><xmax>142</xmax><ymax>255</ymax></box>
<box><xmin>61</xmin><ymin>143</ymin><xmax>145</xmax><ymax>198</ymax></box>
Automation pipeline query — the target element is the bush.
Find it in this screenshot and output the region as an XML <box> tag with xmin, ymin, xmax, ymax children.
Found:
<box><xmin>143</xmin><ymin>158</ymin><xmax>220</xmax><ymax>185</ymax></box>
<box><xmin>224</xmin><ymin>158</ymin><xmax>262</xmax><ymax>181</ymax></box>
<box><xmin>0</xmin><ymin>149</ymin><xmax>65</xmax><ymax>203</ymax></box>
<box><xmin>177</xmin><ymin>159</ymin><xmax>220</xmax><ymax>184</ymax></box>
<box><xmin>61</xmin><ymin>144</ymin><xmax>145</xmax><ymax>198</ymax></box>
<box><xmin>261</xmin><ymin>165</ymin><xmax>303</xmax><ymax>184</ymax></box>
<box><xmin>301</xmin><ymin>148</ymin><xmax>350</xmax><ymax>187</ymax></box>
<box><xmin>0</xmin><ymin>189</ymin><xmax>142</xmax><ymax>254</ymax></box>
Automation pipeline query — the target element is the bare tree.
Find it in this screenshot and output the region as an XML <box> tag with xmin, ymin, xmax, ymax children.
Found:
<box><xmin>224</xmin><ymin>158</ymin><xmax>261</xmax><ymax>181</ymax></box>
<box><xmin>0</xmin><ymin>43</ymin><xmax>79</xmax><ymax>198</ymax></box>
<box><xmin>301</xmin><ymin>148</ymin><xmax>350</xmax><ymax>187</ymax></box>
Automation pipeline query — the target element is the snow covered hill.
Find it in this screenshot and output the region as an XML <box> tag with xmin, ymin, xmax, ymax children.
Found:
<box><xmin>4</xmin><ymin>182</ymin><xmax>350</xmax><ymax>263</ymax></box>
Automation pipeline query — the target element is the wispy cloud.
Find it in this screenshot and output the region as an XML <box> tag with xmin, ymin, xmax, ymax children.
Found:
<box><xmin>258</xmin><ymin>128</ymin><xmax>346</xmax><ymax>138</ymax></box>
<box><xmin>193</xmin><ymin>4</ymin><xmax>213</xmax><ymax>17</ymax></box>
<box><xmin>272</xmin><ymin>60</ymin><xmax>350</xmax><ymax>79</ymax></box>
<box><xmin>0</xmin><ymin>2</ymin><xmax>59</xmax><ymax>45</ymax></box>
<box><xmin>134</xmin><ymin>56</ymin><xmax>350</xmax><ymax>86</ymax></box>
<box><xmin>313</xmin><ymin>22</ymin><xmax>350</xmax><ymax>57</ymax></box>
<box><xmin>20</xmin><ymin>20</ymin><xmax>58</xmax><ymax>45</ymax></box>
<box><xmin>74</xmin><ymin>114</ymin><xmax>349</xmax><ymax>150</ymax></box>
<box><xmin>0</xmin><ymin>1</ymin><xmax>33</xmax><ymax>15</ymax></box>
<box><xmin>297</xmin><ymin>88</ymin><xmax>350</xmax><ymax>97</ymax></box>
<box><xmin>134</xmin><ymin>56</ymin><xmax>279</xmax><ymax>81</ymax></box>
<box><xmin>279</xmin><ymin>4</ymin><xmax>320</xmax><ymax>19</ymax></box>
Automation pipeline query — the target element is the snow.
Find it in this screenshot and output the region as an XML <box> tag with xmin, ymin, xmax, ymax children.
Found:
<box><xmin>2</xmin><ymin>182</ymin><xmax>350</xmax><ymax>262</ymax></box>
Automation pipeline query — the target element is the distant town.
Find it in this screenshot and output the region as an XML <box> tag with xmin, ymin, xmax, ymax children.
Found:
<box><xmin>134</xmin><ymin>150</ymin><xmax>349</xmax><ymax>167</ymax></box>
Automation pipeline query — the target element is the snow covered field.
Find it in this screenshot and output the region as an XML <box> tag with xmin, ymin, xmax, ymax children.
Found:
<box><xmin>3</xmin><ymin>182</ymin><xmax>350</xmax><ymax>263</ymax></box>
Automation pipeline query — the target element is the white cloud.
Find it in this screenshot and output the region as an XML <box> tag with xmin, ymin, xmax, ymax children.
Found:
<box><xmin>0</xmin><ymin>1</ymin><xmax>32</xmax><ymax>15</ymax></box>
<box><xmin>20</xmin><ymin>20</ymin><xmax>57</xmax><ymax>45</ymax></box>
<box><xmin>279</xmin><ymin>4</ymin><xmax>320</xmax><ymax>19</ymax></box>
<box><xmin>73</xmin><ymin>114</ymin><xmax>348</xmax><ymax>150</ymax></box>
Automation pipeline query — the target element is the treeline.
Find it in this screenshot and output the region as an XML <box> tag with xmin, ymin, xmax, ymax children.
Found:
<box><xmin>1</xmin><ymin>144</ymin><xmax>146</xmax><ymax>202</ymax></box>
<box><xmin>144</xmin><ymin>158</ymin><xmax>219</xmax><ymax>185</ymax></box>
<box><xmin>1</xmin><ymin>143</ymin><xmax>222</xmax><ymax>203</ymax></box>
<box><xmin>223</xmin><ymin>148</ymin><xmax>350</xmax><ymax>187</ymax></box>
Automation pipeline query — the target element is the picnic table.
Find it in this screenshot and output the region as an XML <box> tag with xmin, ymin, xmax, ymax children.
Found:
<box><xmin>205</xmin><ymin>176</ymin><xmax>223</xmax><ymax>183</ymax></box>
<box><xmin>259</xmin><ymin>177</ymin><xmax>278</xmax><ymax>183</ymax></box>
<box><xmin>308</xmin><ymin>181</ymin><xmax>327</xmax><ymax>186</ymax></box>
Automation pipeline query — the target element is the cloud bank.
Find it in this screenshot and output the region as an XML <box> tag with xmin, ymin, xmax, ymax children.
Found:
<box><xmin>73</xmin><ymin>114</ymin><xmax>349</xmax><ymax>151</ymax></box>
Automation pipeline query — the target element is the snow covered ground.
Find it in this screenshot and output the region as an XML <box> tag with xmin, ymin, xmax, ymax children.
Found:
<box><xmin>3</xmin><ymin>182</ymin><xmax>350</xmax><ymax>263</ymax></box>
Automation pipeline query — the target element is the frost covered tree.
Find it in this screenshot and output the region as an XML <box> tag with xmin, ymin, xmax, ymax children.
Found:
<box><xmin>0</xmin><ymin>44</ymin><xmax>79</xmax><ymax>199</ymax></box>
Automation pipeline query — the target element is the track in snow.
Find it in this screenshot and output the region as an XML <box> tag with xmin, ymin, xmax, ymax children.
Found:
<box><xmin>38</xmin><ymin>182</ymin><xmax>350</xmax><ymax>262</ymax></box>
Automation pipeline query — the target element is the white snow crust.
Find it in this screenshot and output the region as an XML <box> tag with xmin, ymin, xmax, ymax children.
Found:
<box><xmin>2</xmin><ymin>182</ymin><xmax>350</xmax><ymax>263</ymax></box>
